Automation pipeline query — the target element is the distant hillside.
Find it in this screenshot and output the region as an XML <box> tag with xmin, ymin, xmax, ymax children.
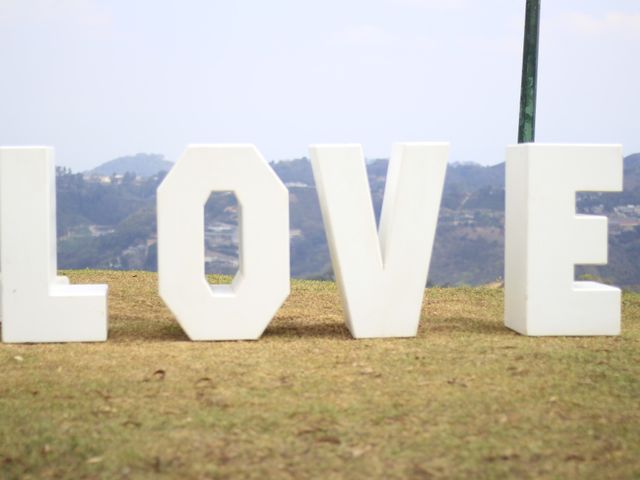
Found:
<box><xmin>624</xmin><ymin>153</ymin><xmax>640</xmax><ymax>190</ymax></box>
<box><xmin>271</xmin><ymin>158</ymin><xmax>315</xmax><ymax>186</ymax></box>
<box><xmin>87</xmin><ymin>153</ymin><xmax>173</xmax><ymax>177</ymax></box>
<box><xmin>57</xmin><ymin>152</ymin><xmax>640</xmax><ymax>288</ymax></box>
<box><xmin>445</xmin><ymin>161</ymin><xmax>504</xmax><ymax>191</ymax></box>
<box><xmin>270</xmin><ymin>158</ymin><xmax>505</xmax><ymax>190</ymax></box>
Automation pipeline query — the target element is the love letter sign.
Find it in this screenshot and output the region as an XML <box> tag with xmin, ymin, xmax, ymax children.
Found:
<box><xmin>0</xmin><ymin>142</ymin><xmax>623</xmax><ymax>343</ymax></box>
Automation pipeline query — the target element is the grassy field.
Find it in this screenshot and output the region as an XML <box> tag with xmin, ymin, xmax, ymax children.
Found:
<box><xmin>0</xmin><ymin>270</ymin><xmax>639</xmax><ymax>479</ymax></box>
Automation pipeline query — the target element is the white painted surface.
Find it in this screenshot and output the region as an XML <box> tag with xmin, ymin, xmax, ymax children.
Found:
<box><xmin>309</xmin><ymin>143</ymin><xmax>448</xmax><ymax>338</ymax></box>
<box><xmin>0</xmin><ymin>147</ymin><xmax>108</xmax><ymax>343</ymax></box>
<box><xmin>157</xmin><ymin>145</ymin><xmax>290</xmax><ymax>341</ymax></box>
<box><xmin>505</xmin><ymin>144</ymin><xmax>623</xmax><ymax>336</ymax></box>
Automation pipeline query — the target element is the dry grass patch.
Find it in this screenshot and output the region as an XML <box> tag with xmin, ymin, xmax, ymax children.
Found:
<box><xmin>0</xmin><ymin>270</ymin><xmax>638</xmax><ymax>479</ymax></box>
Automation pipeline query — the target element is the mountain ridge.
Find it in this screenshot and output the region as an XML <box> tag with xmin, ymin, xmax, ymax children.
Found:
<box><xmin>87</xmin><ymin>153</ymin><xmax>173</xmax><ymax>177</ymax></box>
<box><xmin>56</xmin><ymin>151</ymin><xmax>640</xmax><ymax>288</ymax></box>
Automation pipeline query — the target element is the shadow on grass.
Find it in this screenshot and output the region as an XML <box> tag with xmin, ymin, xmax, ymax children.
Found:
<box><xmin>424</xmin><ymin>316</ymin><xmax>516</xmax><ymax>336</ymax></box>
<box><xmin>109</xmin><ymin>314</ymin><xmax>353</xmax><ymax>342</ymax></box>
<box><xmin>109</xmin><ymin>319</ymin><xmax>190</xmax><ymax>342</ymax></box>
<box><xmin>0</xmin><ymin>321</ymin><xmax>190</xmax><ymax>344</ymax></box>
<box><xmin>0</xmin><ymin>316</ymin><xmax>514</xmax><ymax>344</ymax></box>
<box><xmin>266</xmin><ymin>316</ymin><xmax>514</xmax><ymax>340</ymax></box>
<box><xmin>264</xmin><ymin>320</ymin><xmax>351</xmax><ymax>340</ymax></box>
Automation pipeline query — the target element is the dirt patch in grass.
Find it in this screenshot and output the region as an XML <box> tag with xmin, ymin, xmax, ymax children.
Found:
<box><xmin>0</xmin><ymin>271</ymin><xmax>639</xmax><ymax>479</ymax></box>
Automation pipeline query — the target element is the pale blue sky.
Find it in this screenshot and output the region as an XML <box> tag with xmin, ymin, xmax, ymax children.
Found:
<box><xmin>0</xmin><ymin>0</ymin><xmax>638</xmax><ymax>171</ymax></box>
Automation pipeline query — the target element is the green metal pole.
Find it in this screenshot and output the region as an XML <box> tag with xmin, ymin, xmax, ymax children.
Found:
<box><xmin>518</xmin><ymin>0</ymin><xmax>541</xmax><ymax>143</ymax></box>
